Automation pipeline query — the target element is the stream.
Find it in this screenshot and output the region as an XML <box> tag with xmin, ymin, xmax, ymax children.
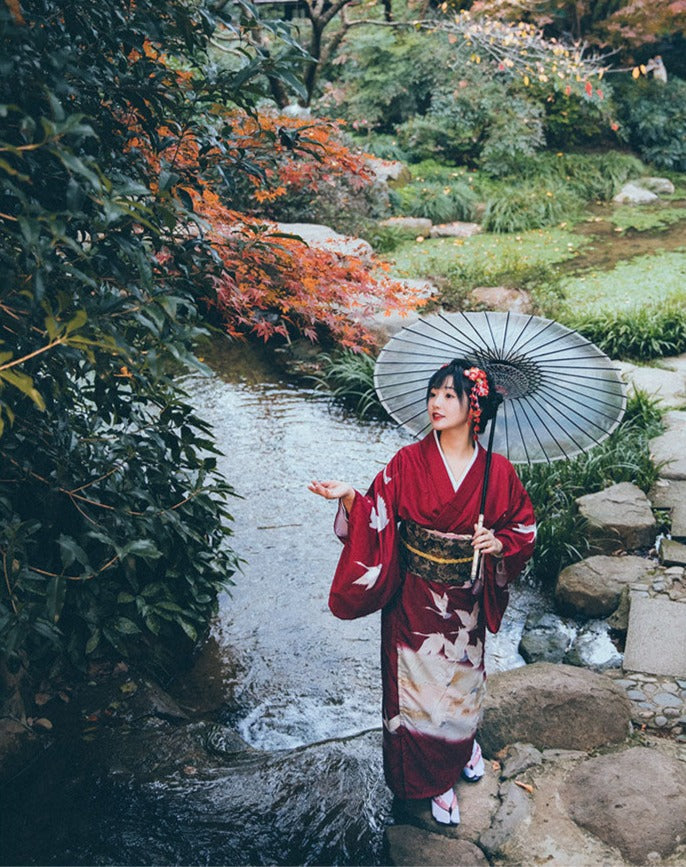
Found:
<box><xmin>3</xmin><ymin>336</ymin><xmax>548</xmax><ymax>867</ymax></box>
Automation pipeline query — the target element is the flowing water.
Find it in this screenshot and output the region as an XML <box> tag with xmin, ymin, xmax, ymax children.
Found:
<box><xmin>3</xmin><ymin>336</ymin><xmax>550</xmax><ymax>867</ymax></box>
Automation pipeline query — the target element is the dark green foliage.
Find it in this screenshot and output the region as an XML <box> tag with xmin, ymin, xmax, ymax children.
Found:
<box><xmin>391</xmin><ymin>180</ymin><xmax>478</xmax><ymax>223</ymax></box>
<box><xmin>517</xmin><ymin>390</ymin><xmax>663</xmax><ymax>582</ymax></box>
<box><xmin>567</xmin><ymin>303</ymin><xmax>686</xmax><ymax>360</ymax></box>
<box><xmin>312</xmin><ymin>350</ymin><xmax>385</xmax><ymax>419</ymax></box>
<box><xmin>482</xmin><ymin>181</ymin><xmax>583</xmax><ymax>232</ymax></box>
<box><xmin>614</xmin><ymin>77</ymin><xmax>686</xmax><ymax>171</ymax></box>
<box><xmin>0</xmin><ymin>0</ymin><xmax>303</xmax><ymax>669</ymax></box>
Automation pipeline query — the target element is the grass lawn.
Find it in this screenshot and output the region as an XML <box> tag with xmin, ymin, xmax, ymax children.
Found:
<box><xmin>560</xmin><ymin>249</ymin><xmax>686</xmax><ymax>315</ymax></box>
<box><xmin>384</xmin><ymin>226</ymin><xmax>586</xmax><ymax>280</ymax></box>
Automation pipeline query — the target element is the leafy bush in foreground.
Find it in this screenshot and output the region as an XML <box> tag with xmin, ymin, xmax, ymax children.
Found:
<box><xmin>568</xmin><ymin>303</ymin><xmax>686</xmax><ymax>360</ymax></box>
<box><xmin>518</xmin><ymin>390</ymin><xmax>663</xmax><ymax>582</ymax></box>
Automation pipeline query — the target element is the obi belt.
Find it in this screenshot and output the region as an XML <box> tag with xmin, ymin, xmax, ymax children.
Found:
<box><xmin>400</xmin><ymin>519</ymin><xmax>474</xmax><ymax>585</ymax></box>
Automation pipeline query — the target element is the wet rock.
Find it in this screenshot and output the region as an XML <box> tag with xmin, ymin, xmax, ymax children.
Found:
<box><xmin>479</xmin><ymin>663</ymin><xmax>632</xmax><ymax>755</ymax></box>
<box><xmin>378</xmin><ymin>216</ymin><xmax>432</xmax><ymax>237</ymax></box>
<box><xmin>518</xmin><ymin>612</ymin><xmax>573</xmax><ymax>663</ymax></box>
<box><xmin>498</xmin><ymin>742</ymin><xmax>543</xmax><ymax>780</ymax></box>
<box><xmin>650</xmin><ymin>429</ymin><xmax>686</xmax><ymax>479</ymax></box>
<box><xmin>607</xmin><ymin>585</ymin><xmax>631</xmax><ymax>632</ymax></box>
<box><xmin>672</xmin><ymin>502</ymin><xmax>686</xmax><ymax>540</ymax></box>
<box><xmin>385</xmin><ymin>825</ymin><xmax>488</xmax><ymax>866</ymax></box>
<box><xmin>479</xmin><ymin>780</ymin><xmax>531</xmax><ymax>858</ymax></box>
<box><xmin>275</xmin><ymin>222</ymin><xmax>374</xmax><ymax>263</ymax></box>
<box><xmin>430</xmin><ymin>221</ymin><xmax>482</xmax><ymax>239</ymax></box>
<box><xmin>613</xmin><ymin>182</ymin><xmax>659</xmax><ymax>204</ymax></box>
<box><xmin>563</xmin><ymin>747</ymin><xmax>686</xmax><ymax>864</ymax></box>
<box><xmin>396</xmin><ymin>761</ymin><xmax>500</xmax><ymax>846</ymax></box>
<box><xmin>468</xmin><ymin>286</ymin><xmax>533</xmax><ymax>315</ymax></box>
<box><xmin>575</xmin><ymin>482</ymin><xmax>656</xmax><ymax>553</ymax></box>
<box><xmin>659</xmin><ymin>538</ymin><xmax>686</xmax><ymax>567</ymax></box>
<box><xmin>555</xmin><ymin>554</ymin><xmax>656</xmax><ymax>618</ymax></box>
<box><xmin>563</xmin><ymin>622</ymin><xmax>623</xmax><ymax>671</ymax></box>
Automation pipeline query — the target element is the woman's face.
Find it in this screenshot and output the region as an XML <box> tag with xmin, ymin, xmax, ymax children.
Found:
<box><xmin>427</xmin><ymin>376</ymin><xmax>470</xmax><ymax>432</ymax></box>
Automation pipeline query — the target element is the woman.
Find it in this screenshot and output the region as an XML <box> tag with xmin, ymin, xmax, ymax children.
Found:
<box><xmin>308</xmin><ymin>359</ymin><xmax>536</xmax><ymax>825</ymax></box>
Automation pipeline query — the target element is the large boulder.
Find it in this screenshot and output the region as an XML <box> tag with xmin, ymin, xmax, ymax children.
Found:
<box><xmin>275</xmin><ymin>222</ymin><xmax>374</xmax><ymax>263</ymax></box>
<box><xmin>385</xmin><ymin>826</ymin><xmax>488</xmax><ymax>866</ymax></box>
<box><xmin>639</xmin><ymin>176</ymin><xmax>676</xmax><ymax>195</ymax></box>
<box><xmin>575</xmin><ymin>482</ymin><xmax>656</xmax><ymax>553</ymax></box>
<box><xmin>365</xmin><ymin>157</ymin><xmax>411</xmax><ymax>186</ymax></box>
<box><xmin>479</xmin><ymin>663</ymin><xmax>632</xmax><ymax>755</ymax></box>
<box><xmin>518</xmin><ymin>612</ymin><xmax>573</xmax><ymax>664</ymax></box>
<box><xmin>555</xmin><ymin>554</ymin><xmax>656</xmax><ymax>617</ymax></box>
<box><xmin>563</xmin><ymin>747</ymin><xmax>686</xmax><ymax>864</ymax></box>
<box><xmin>612</xmin><ymin>182</ymin><xmax>659</xmax><ymax>204</ymax></box>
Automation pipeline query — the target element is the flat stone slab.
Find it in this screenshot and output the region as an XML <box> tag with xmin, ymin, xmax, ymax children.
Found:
<box><xmin>672</xmin><ymin>501</ymin><xmax>686</xmax><ymax>539</ymax></box>
<box><xmin>575</xmin><ymin>482</ymin><xmax>655</xmax><ymax>552</ymax></box>
<box><xmin>430</xmin><ymin>221</ymin><xmax>482</xmax><ymax>238</ymax></box>
<box><xmin>650</xmin><ymin>429</ymin><xmax>686</xmax><ymax>480</ymax></box>
<box><xmin>649</xmin><ymin>477</ymin><xmax>686</xmax><ymax>508</ymax></box>
<box><xmin>624</xmin><ymin>593</ymin><xmax>686</xmax><ymax>676</ymax></box>
<box><xmin>659</xmin><ymin>538</ymin><xmax>686</xmax><ymax>566</ymax></box>
<box><xmin>378</xmin><ymin>216</ymin><xmax>432</xmax><ymax>237</ymax></box>
<box><xmin>618</xmin><ymin>361</ymin><xmax>686</xmax><ymax>408</ymax></box>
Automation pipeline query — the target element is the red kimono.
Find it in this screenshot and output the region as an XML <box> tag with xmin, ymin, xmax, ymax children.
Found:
<box><xmin>330</xmin><ymin>432</ymin><xmax>536</xmax><ymax>801</ymax></box>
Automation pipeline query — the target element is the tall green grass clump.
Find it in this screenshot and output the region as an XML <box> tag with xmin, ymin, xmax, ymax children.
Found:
<box><xmin>313</xmin><ymin>350</ymin><xmax>385</xmax><ymax>419</ymax></box>
<box><xmin>509</xmin><ymin>151</ymin><xmax>646</xmax><ymax>202</ymax></box>
<box><xmin>568</xmin><ymin>303</ymin><xmax>686</xmax><ymax>361</ymax></box>
<box><xmin>518</xmin><ymin>390</ymin><xmax>663</xmax><ymax>583</ymax></box>
<box><xmin>483</xmin><ymin>181</ymin><xmax>583</xmax><ymax>233</ymax></box>
<box><xmin>392</xmin><ymin>180</ymin><xmax>478</xmax><ymax>223</ymax></box>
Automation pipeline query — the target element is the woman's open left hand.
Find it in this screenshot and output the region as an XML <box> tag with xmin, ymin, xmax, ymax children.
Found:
<box><xmin>472</xmin><ymin>523</ymin><xmax>503</xmax><ymax>557</ymax></box>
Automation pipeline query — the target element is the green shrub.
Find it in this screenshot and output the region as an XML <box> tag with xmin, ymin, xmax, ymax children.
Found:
<box><xmin>360</xmin><ymin>223</ymin><xmax>414</xmax><ymax>253</ymax></box>
<box><xmin>482</xmin><ymin>181</ymin><xmax>583</xmax><ymax>232</ymax></box>
<box><xmin>614</xmin><ymin>77</ymin><xmax>686</xmax><ymax>171</ymax></box>
<box><xmin>498</xmin><ymin>151</ymin><xmax>646</xmax><ymax>201</ymax></box>
<box><xmin>392</xmin><ymin>180</ymin><xmax>478</xmax><ymax>223</ymax></box>
<box><xmin>316</xmin><ymin>29</ymin><xmax>446</xmax><ymax>132</ymax></box>
<box><xmin>355</xmin><ymin>134</ymin><xmax>410</xmax><ymax>163</ymax></box>
<box><xmin>518</xmin><ymin>390</ymin><xmax>663</xmax><ymax>582</ymax></box>
<box><xmin>567</xmin><ymin>303</ymin><xmax>686</xmax><ymax>360</ymax></box>
<box><xmin>441</xmin><ymin>257</ymin><xmax>562</xmax><ymax>310</ymax></box>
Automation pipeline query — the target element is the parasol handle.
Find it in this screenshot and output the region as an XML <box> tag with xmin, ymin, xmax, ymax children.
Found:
<box><xmin>470</xmin><ymin>399</ymin><xmax>500</xmax><ymax>581</ymax></box>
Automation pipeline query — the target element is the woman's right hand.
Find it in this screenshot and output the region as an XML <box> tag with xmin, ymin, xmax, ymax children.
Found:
<box><xmin>308</xmin><ymin>480</ymin><xmax>355</xmax><ymax>512</ymax></box>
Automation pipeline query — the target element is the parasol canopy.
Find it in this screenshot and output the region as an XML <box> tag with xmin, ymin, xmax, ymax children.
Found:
<box><xmin>373</xmin><ymin>310</ymin><xmax>626</xmax><ymax>464</ymax></box>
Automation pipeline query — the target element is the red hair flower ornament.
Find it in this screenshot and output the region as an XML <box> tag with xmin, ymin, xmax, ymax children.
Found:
<box><xmin>464</xmin><ymin>367</ymin><xmax>489</xmax><ymax>436</ymax></box>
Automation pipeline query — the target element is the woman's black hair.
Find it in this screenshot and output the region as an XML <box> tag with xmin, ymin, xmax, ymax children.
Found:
<box><xmin>426</xmin><ymin>358</ymin><xmax>501</xmax><ymax>429</ymax></box>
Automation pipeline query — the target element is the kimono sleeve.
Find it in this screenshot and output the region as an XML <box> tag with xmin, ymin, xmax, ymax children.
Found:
<box><xmin>482</xmin><ymin>464</ymin><xmax>536</xmax><ymax>634</ymax></box>
<box><xmin>328</xmin><ymin>451</ymin><xmax>403</xmax><ymax>620</ymax></box>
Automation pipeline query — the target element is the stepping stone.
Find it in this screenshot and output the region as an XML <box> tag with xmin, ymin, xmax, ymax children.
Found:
<box><xmin>274</xmin><ymin>222</ymin><xmax>374</xmax><ymax>262</ymax></box>
<box><xmin>378</xmin><ymin>216</ymin><xmax>432</xmax><ymax>237</ymax></box>
<box><xmin>650</xmin><ymin>429</ymin><xmax>686</xmax><ymax>480</ymax></box>
<box><xmin>575</xmin><ymin>482</ymin><xmax>656</xmax><ymax>553</ymax></box>
<box><xmin>623</xmin><ymin>594</ymin><xmax>686</xmax><ymax>677</ymax></box>
<box><xmin>659</xmin><ymin>538</ymin><xmax>686</xmax><ymax>566</ymax></box>
<box><xmin>673</xmin><ymin>501</ymin><xmax>686</xmax><ymax>540</ymax></box>
<box><xmin>469</xmin><ymin>286</ymin><xmax>533</xmax><ymax>315</ymax></box>
<box><xmin>648</xmin><ymin>478</ymin><xmax>686</xmax><ymax>508</ymax></box>
<box><xmin>430</xmin><ymin>221</ymin><xmax>481</xmax><ymax>238</ymax></box>
<box><xmin>618</xmin><ymin>362</ymin><xmax>686</xmax><ymax>408</ymax></box>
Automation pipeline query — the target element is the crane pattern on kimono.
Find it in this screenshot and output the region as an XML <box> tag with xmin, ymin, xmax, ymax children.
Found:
<box><xmin>353</xmin><ymin>561</ymin><xmax>383</xmax><ymax>589</ymax></box>
<box><xmin>425</xmin><ymin>589</ymin><xmax>480</xmax><ymax>632</ymax></box>
<box><xmin>413</xmin><ymin>628</ymin><xmax>484</xmax><ymax>668</ymax></box>
<box><xmin>369</xmin><ymin>494</ymin><xmax>390</xmax><ymax>532</ymax></box>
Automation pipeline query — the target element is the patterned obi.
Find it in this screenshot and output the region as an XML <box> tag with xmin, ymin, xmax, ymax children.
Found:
<box><xmin>400</xmin><ymin>519</ymin><xmax>474</xmax><ymax>585</ymax></box>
